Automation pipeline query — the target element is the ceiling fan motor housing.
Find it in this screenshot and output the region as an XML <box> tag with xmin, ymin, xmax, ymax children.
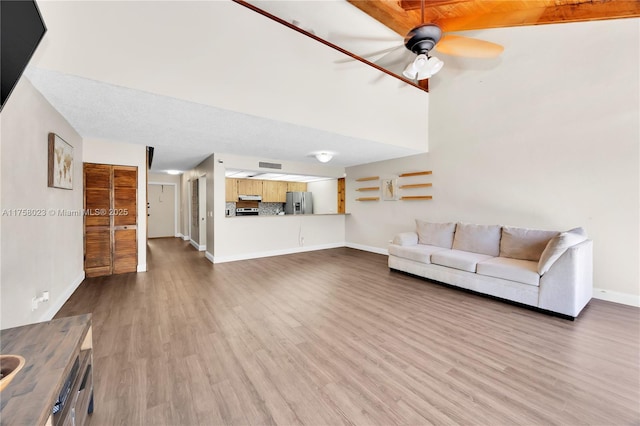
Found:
<box><xmin>404</xmin><ymin>24</ymin><xmax>443</xmax><ymax>54</ymax></box>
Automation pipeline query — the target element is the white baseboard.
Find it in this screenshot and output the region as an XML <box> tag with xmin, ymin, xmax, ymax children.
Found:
<box><xmin>205</xmin><ymin>251</ymin><xmax>215</xmax><ymax>264</ymax></box>
<box><xmin>345</xmin><ymin>242</ymin><xmax>388</xmax><ymax>256</ymax></box>
<box><xmin>190</xmin><ymin>239</ymin><xmax>206</xmax><ymax>251</ymax></box>
<box><xmin>176</xmin><ymin>233</ymin><xmax>184</xmax><ymax>239</ymax></box>
<box><xmin>39</xmin><ymin>270</ymin><xmax>85</xmax><ymax>322</ymax></box>
<box><xmin>593</xmin><ymin>288</ymin><xmax>640</xmax><ymax>307</ymax></box>
<box><xmin>182</xmin><ymin>234</ymin><xmax>190</xmax><ymax>241</ymax></box>
<box><xmin>137</xmin><ymin>264</ymin><xmax>147</xmax><ymax>272</ymax></box>
<box><xmin>213</xmin><ymin>242</ymin><xmax>346</xmax><ymax>264</ymax></box>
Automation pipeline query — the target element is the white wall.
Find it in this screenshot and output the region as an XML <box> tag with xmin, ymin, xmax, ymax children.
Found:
<box><xmin>346</xmin><ymin>19</ymin><xmax>640</xmax><ymax>303</ymax></box>
<box><xmin>83</xmin><ymin>138</ymin><xmax>147</xmax><ymax>272</ymax></box>
<box><xmin>1</xmin><ymin>78</ymin><xmax>84</xmax><ymax>328</ymax></box>
<box><xmin>307</xmin><ymin>179</ymin><xmax>338</xmax><ymax>214</ymax></box>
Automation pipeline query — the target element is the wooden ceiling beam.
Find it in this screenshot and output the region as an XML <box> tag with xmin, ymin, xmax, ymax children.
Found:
<box><xmin>348</xmin><ymin>0</ymin><xmax>640</xmax><ymax>34</ymax></box>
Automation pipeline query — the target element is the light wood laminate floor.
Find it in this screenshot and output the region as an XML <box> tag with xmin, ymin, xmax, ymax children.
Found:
<box><xmin>56</xmin><ymin>238</ymin><xmax>640</xmax><ymax>425</ymax></box>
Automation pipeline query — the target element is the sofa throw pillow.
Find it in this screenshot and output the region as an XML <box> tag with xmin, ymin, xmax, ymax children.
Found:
<box><xmin>392</xmin><ymin>232</ymin><xmax>418</xmax><ymax>246</ymax></box>
<box><xmin>452</xmin><ymin>223</ymin><xmax>501</xmax><ymax>256</ymax></box>
<box><xmin>415</xmin><ymin>220</ymin><xmax>456</xmax><ymax>248</ymax></box>
<box><xmin>500</xmin><ymin>227</ymin><xmax>559</xmax><ymax>261</ymax></box>
<box><xmin>537</xmin><ymin>227</ymin><xmax>588</xmax><ymax>275</ymax></box>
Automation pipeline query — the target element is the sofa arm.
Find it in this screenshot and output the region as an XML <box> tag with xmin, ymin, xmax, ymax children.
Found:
<box><xmin>538</xmin><ymin>239</ymin><xmax>593</xmax><ymax>318</ymax></box>
<box><xmin>393</xmin><ymin>232</ymin><xmax>418</xmax><ymax>246</ymax></box>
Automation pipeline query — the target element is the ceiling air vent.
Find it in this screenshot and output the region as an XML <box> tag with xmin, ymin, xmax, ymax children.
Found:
<box><xmin>259</xmin><ymin>162</ymin><xmax>282</xmax><ymax>170</ymax></box>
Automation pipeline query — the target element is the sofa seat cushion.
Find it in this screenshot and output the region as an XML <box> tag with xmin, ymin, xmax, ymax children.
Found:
<box><xmin>477</xmin><ymin>257</ymin><xmax>540</xmax><ymax>286</ymax></box>
<box><xmin>431</xmin><ymin>249</ymin><xmax>494</xmax><ymax>273</ymax></box>
<box><xmin>388</xmin><ymin>244</ymin><xmax>447</xmax><ymax>264</ymax></box>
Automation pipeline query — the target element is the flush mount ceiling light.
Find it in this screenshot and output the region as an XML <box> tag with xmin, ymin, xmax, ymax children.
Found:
<box><xmin>166</xmin><ymin>170</ymin><xmax>182</xmax><ymax>175</ymax></box>
<box><xmin>315</xmin><ymin>152</ymin><xmax>333</xmax><ymax>163</ymax></box>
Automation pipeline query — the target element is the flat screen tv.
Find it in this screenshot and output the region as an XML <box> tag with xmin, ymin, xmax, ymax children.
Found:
<box><xmin>1</xmin><ymin>0</ymin><xmax>47</xmax><ymax>112</ymax></box>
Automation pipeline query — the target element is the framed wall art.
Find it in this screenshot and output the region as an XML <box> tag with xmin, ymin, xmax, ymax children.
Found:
<box><xmin>48</xmin><ymin>133</ymin><xmax>73</xmax><ymax>189</ymax></box>
<box><xmin>382</xmin><ymin>178</ymin><xmax>398</xmax><ymax>201</ymax></box>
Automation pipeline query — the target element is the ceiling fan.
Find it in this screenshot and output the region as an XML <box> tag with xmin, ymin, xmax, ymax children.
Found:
<box><xmin>372</xmin><ymin>0</ymin><xmax>504</xmax><ymax>81</ymax></box>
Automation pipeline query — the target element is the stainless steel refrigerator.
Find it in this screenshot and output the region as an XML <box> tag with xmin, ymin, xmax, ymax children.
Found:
<box><xmin>284</xmin><ymin>191</ymin><xmax>313</xmax><ymax>215</ymax></box>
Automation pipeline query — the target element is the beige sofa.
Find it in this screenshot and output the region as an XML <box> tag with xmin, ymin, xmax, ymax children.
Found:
<box><xmin>388</xmin><ymin>221</ymin><xmax>593</xmax><ymax>319</ymax></box>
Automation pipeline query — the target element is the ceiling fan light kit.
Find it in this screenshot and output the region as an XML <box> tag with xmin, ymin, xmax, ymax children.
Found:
<box><xmin>403</xmin><ymin>53</ymin><xmax>443</xmax><ymax>80</ymax></box>
<box><xmin>401</xmin><ymin>23</ymin><xmax>446</xmax><ymax>80</ymax></box>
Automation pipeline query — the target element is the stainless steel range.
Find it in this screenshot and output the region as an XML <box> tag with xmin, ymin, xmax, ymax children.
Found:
<box><xmin>235</xmin><ymin>207</ymin><xmax>259</xmax><ymax>216</ymax></box>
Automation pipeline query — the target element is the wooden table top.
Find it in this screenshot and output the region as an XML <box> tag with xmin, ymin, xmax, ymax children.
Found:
<box><xmin>0</xmin><ymin>314</ymin><xmax>92</xmax><ymax>426</ymax></box>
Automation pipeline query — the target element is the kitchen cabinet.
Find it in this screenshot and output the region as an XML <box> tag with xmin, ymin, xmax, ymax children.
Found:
<box><xmin>287</xmin><ymin>181</ymin><xmax>307</xmax><ymax>192</ymax></box>
<box><xmin>226</xmin><ymin>178</ymin><xmax>307</xmax><ymax>202</ymax></box>
<box><xmin>225</xmin><ymin>178</ymin><xmax>238</xmax><ymax>202</ymax></box>
<box><xmin>237</xmin><ymin>179</ymin><xmax>263</xmax><ymax>196</ymax></box>
<box><xmin>262</xmin><ymin>180</ymin><xmax>287</xmax><ymax>202</ymax></box>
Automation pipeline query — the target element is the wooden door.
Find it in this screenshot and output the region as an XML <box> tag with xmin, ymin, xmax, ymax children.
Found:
<box><xmin>84</xmin><ymin>164</ymin><xmax>112</xmax><ymax>277</ymax></box>
<box><xmin>84</xmin><ymin>163</ymin><xmax>137</xmax><ymax>277</ymax></box>
<box><xmin>113</xmin><ymin>167</ymin><xmax>137</xmax><ymax>274</ymax></box>
<box><xmin>337</xmin><ymin>177</ymin><xmax>345</xmax><ymax>213</ymax></box>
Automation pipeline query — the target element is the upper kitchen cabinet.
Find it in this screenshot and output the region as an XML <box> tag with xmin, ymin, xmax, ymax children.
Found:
<box><xmin>262</xmin><ymin>180</ymin><xmax>287</xmax><ymax>202</ymax></box>
<box><xmin>287</xmin><ymin>182</ymin><xmax>307</xmax><ymax>192</ymax></box>
<box><xmin>225</xmin><ymin>178</ymin><xmax>238</xmax><ymax>202</ymax></box>
<box><xmin>237</xmin><ymin>179</ymin><xmax>263</xmax><ymax>196</ymax></box>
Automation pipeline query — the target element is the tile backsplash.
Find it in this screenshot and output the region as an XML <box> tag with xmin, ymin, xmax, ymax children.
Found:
<box><xmin>259</xmin><ymin>202</ymin><xmax>285</xmax><ymax>215</ymax></box>
<box><xmin>225</xmin><ymin>202</ymin><xmax>236</xmax><ymax>216</ymax></box>
<box><xmin>225</xmin><ymin>202</ymin><xmax>285</xmax><ymax>216</ymax></box>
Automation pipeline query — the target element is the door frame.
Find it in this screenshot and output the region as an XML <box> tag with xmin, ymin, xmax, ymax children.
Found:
<box><xmin>148</xmin><ymin>182</ymin><xmax>178</xmax><ymax>238</ymax></box>
<box><xmin>188</xmin><ymin>175</ymin><xmax>207</xmax><ymax>252</ymax></box>
<box><xmin>198</xmin><ymin>176</ymin><xmax>207</xmax><ymax>250</ymax></box>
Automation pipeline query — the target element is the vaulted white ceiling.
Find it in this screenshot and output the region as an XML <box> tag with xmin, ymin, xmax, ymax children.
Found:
<box><xmin>27</xmin><ymin>0</ymin><xmax>430</xmax><ymax>172</ymax></box>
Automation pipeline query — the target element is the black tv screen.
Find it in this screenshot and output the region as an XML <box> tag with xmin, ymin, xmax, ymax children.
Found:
<box><xmin>1</xmin><ymin>0</ymin><xmax>47</xmax><ymax>112</ymax></box>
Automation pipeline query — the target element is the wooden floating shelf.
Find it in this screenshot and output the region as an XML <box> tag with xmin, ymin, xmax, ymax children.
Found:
<box><xmin>399</xmin><ymin>171</ymin><xmax>432</xmax><ymax>177</ymax></box>
<box><xmin>355</xmin><ymin>176</ymin><xmax>379</xmax><ymax>182</ymax></box>
<box><xmin>356</xmin><ymin>186</ymin><xmax>380</xmax><ymax>191</ymax></box>
<box><xmin>356</xmin><ymin>197</ymin><xmax>380</xmax><ymax>201</ymax></box>
<box><xmin>400</xmin><ymin>196</ymin><xmax>433</xmax><ymax>201</ymax></box>
<box><xmin>399</xmin><ymin>183</ymin><xmax>433</xmax><ymax>189</ymax></box>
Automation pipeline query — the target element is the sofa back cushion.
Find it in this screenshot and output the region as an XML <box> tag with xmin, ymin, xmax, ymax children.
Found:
<box><xmin>452</xmin><ymin>223</ymin><xmax>501</xmax><ymax>256</ymax></box>
<box><xmin>416</xmin><ymin>220</ymin><xmax>456</xmax><ymax>248</ymax></box>
<box><xmin>500</xmin><ymin>226</ymin><xmax>559</xmax><ymax>261</ymax></box>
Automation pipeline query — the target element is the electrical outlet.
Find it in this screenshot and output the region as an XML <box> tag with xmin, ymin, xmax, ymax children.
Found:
<box><xmin>31</xmin><ymin>291</ymin><xmax>50</xmax><ymax>311</ymax></box>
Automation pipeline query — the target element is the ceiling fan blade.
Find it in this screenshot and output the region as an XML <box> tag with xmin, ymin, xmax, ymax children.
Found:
<box><xmin>375</xmin><ymin>46</ymin><xmax>413</xmax><ymax>68</ymax></box>
<box><xmin>435</xmin><ymin>34</ymin><xmax>503</xmax><ymax>58</ymax></box>
<box><xmin>335</xmin><ymin>44</ymin><xmax>404</xmax><ymax>63</ymax></box>
<box><xmin>329</xmin><ymin>32</ymin><xmax>401</xmax><ymax>43</ymax></box>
